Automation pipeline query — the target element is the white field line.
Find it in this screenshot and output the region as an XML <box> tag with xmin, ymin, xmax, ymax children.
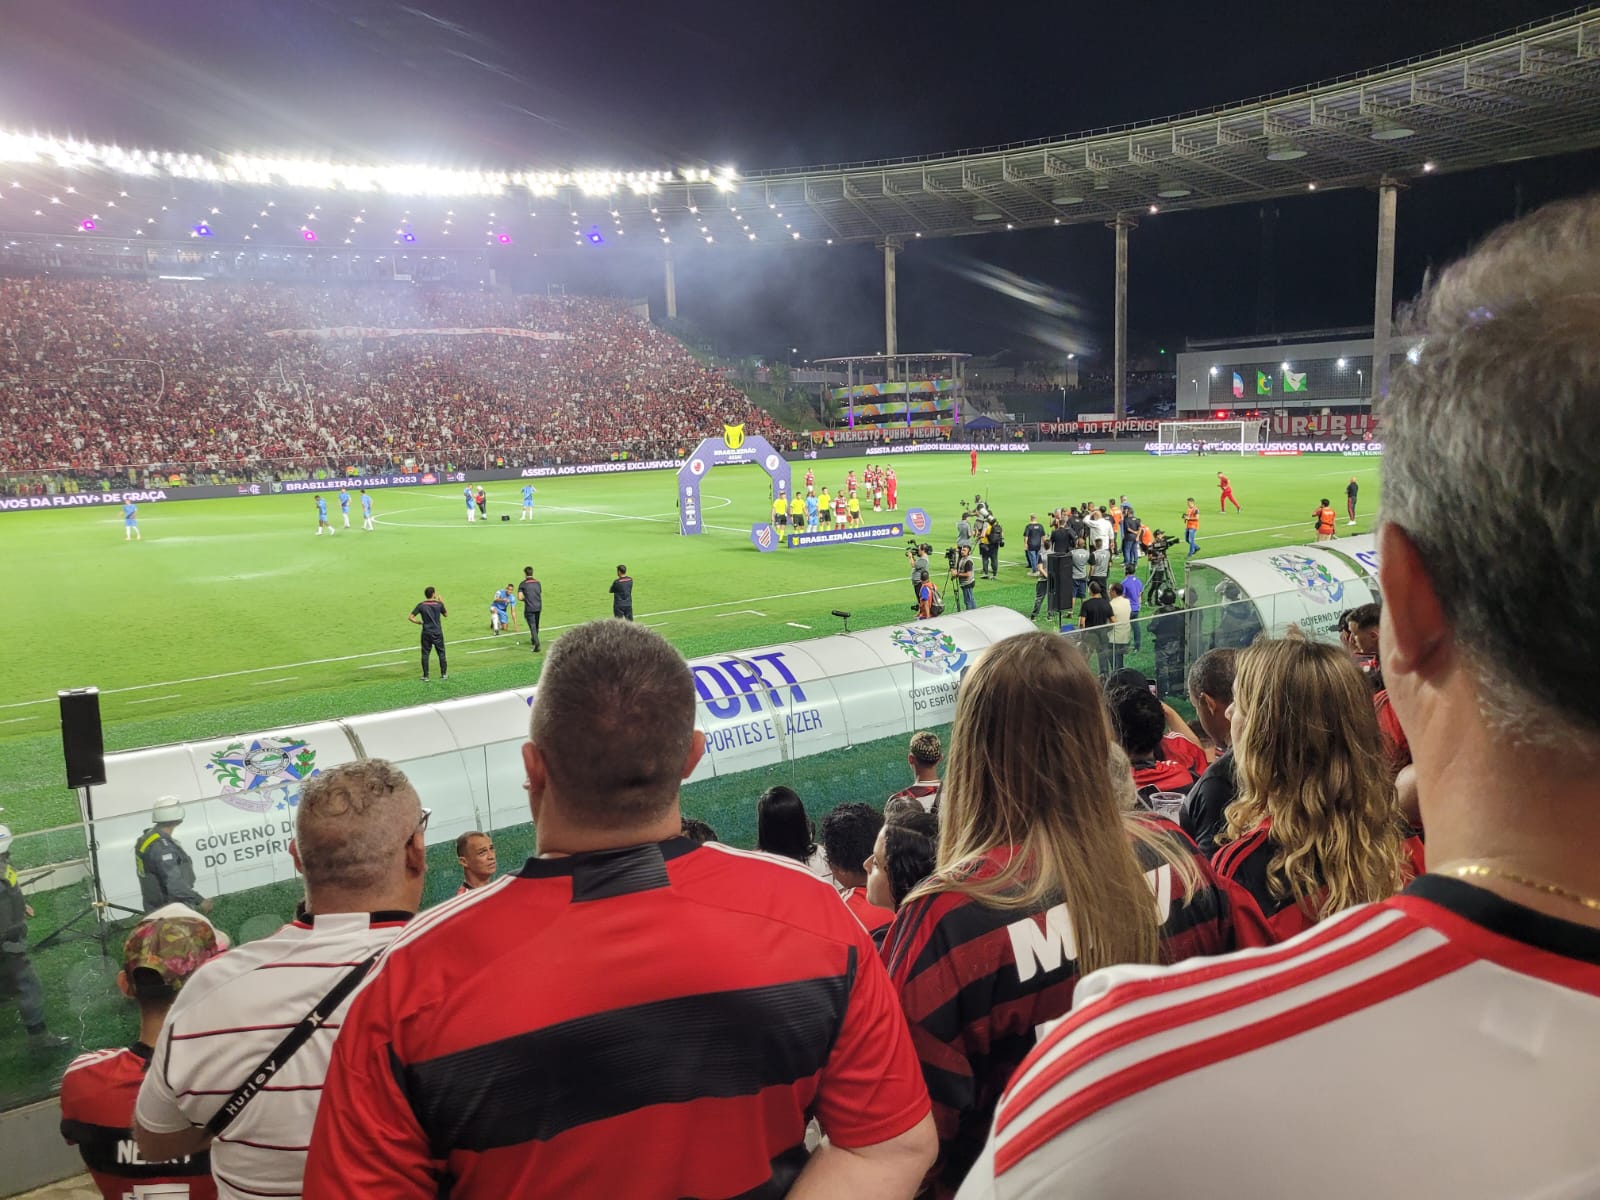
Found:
<box><xmin>250</xmin><ymin>677</ymin><xmax>299</xmax><ymax>686</ymax></box>
<box><xmin>127</xmin><ymin>694</ymin><xmax>181</xmax><ymax>705</ymax></box>
<box><xmin>0</xmin><ymin>716</ymin><xmax>38</xmax><ymax>725</ymax></box>
<box><xmin>0</xmin><ymin>575</ymin><xmax>912</xmax><ymax>712</ymax></box>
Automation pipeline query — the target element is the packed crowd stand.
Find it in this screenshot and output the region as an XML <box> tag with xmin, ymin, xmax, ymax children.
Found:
<box><xmin>0</xmin><ymin>279</ymin><xmax>782</xmax><ymax>481</ymax></box>
<box><xmin>1</xmin><ymin>197</ymin><xmax>1594</xmax><ymax>1198</ymax></box>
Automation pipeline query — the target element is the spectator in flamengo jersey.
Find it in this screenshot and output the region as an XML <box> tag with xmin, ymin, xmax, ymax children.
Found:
<box><xmin>870</xmin><ymin>808</ymin><xmax>938</xmax><ymax>915</ymax></box>
<box><xmin>1107</xmin><ymin>684</ymin><xmax>1198</xmax><ymax>800</ymax></box>
<box><xmin>958</xmin><ymin>196</ymin><xmax>1600</xmax><ymax>1200</ymax></box>
<box><xmin>881</xmin><ymin>630</ymin><xmax>1235</xmax><ymax>1199</ymax></box>
<box><xmin>886</xmin><ymin>730</ymin><xmax>943</xmax><ymax>813</ymax></box>
<box><xmin>454</xmin><ymin>831</ymin><xmax>496</xmax><ymax>895</ymax></box>
<box><xmin>1211</xmin><ymin>632</ymin><xmax>1421</xmax><ymax>944</ymax></box>
<box><xmin>61</xmin><ymin>907</ymin><xmax>226</xmax><ymax>1200</ymax></box>
<box><xmin>1179</xmin><ymin>648</ymin><xmax>1239</xmax><ymax>855</ymax></box>
<box><xmin>304</xmin><ymin>621</ymin><xmax>934</xmax><ymax>1198</ymax></box>
<box><xmin>135</xmin><ymin>760</ymin><xmax>425</xmax><ymax>1198</ymax></box>
<box><xmin>821</xmin><ymin>803</ymin><xmax>894</xmax><ymax>935</ymax></box>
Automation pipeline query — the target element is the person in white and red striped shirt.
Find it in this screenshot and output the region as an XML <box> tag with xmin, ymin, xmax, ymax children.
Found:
<box><xmin>958</xmin><ymin>196</ymin><xmax>1600</xmax><ymax>1200</ymax></box>
<box><xmin>134</xmin><ymin>761</ymin><xmax>427</xmax><ymax>1200</ymax></box>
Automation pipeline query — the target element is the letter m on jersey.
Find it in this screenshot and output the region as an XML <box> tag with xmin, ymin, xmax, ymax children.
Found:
<box><xmin>1006</xmin><ymin>904</ymin><xmax>1078</xmax><ymax>984</ymax></box>
<box><xmin>1005</xmin><ymin>867</ymin><xmax>1175</xmax><ymax>984</ymax></box>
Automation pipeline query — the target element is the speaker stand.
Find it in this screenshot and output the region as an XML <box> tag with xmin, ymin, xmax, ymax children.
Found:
<box><xmin>35</xmin><ymin>786</ymin><xmax>143</xmax><ymax>953</ymax></box>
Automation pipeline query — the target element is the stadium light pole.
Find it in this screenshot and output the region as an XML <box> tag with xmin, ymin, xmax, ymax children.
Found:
<box><xmin>881</xmin><ymin>238</ymin><xmax>901</xmax><ymax>381</ymax></box>
<box><xmin>1372</xmin><ymin>179</ymin><xmax>1399</xmax><ymax>406</ymax></box>
<box><xmin>1107</xmin><ymin>215</ymin><xmax>1137</xmax><ymax>420</ymax></box>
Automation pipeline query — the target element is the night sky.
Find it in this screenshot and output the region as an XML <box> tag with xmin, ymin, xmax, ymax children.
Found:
<box><xmin>4</xmin><ymin>0</ymin><xmax>1598</xmax><ymax>358</ymax></box>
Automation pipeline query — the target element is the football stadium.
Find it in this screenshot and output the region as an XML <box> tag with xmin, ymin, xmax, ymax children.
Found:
<box><xmin>4</xmin><ymin>4</ymin><xmax>1600</xmax><ymax>1196</ymax></box>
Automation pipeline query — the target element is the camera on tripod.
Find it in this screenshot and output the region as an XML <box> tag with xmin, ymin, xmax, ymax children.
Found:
<box><xmin>943</xmin><ymin>546</ymin><xmax>960</xmax><ymax>567</ymax></box>
<box><xmin>1146</xmin><ymin>530</ymin><xmax>1177</xmax><ymax>562</ymax></box>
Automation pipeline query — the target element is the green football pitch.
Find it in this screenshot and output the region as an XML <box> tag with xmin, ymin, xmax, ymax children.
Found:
<box><xmin>0</xmin><ymin>451</ymin><xmax>1381</xmax><ymax>832</ymax></box>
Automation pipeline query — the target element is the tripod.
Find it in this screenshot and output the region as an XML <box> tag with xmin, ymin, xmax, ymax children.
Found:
<box><xmin>36</xmin><ymin>786</ymin><xmax>143</xmax><ymax>952</ymax></box>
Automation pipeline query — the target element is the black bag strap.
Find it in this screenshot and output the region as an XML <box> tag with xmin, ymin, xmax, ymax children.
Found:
<box><xmin>203</xmin><ymin>953</ymin><xmax>380</xmax><ymax>1137</ymax></box>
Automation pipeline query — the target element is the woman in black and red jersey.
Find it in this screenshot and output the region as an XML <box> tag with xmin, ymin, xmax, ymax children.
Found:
<box><xmin>1212</xmin><ymin>631</ymin><xmax>1423</xmax><ymax>946</ymax></box>
<box><xmin>880</xmin><ymin>630</ymin><xmax>1238</xmax><ymax>1199</ymax></box>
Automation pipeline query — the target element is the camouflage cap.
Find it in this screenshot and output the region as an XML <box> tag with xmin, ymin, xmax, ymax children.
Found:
<box><xmin>122</xmin><ymin>914</ymin><xmax>224</xmax><ymax>996</ymax></box>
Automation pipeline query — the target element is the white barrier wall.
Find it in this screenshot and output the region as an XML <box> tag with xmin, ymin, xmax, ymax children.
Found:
<box><xmin>89</xmin><ymin>608</ymin><xmax>1033</xmax><ymax>911</ymax></box>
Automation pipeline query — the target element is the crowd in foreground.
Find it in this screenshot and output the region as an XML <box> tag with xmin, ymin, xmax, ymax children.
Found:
<box><xmin>0</xmin><ymin>281</ymin><xmax>781</xmax><ymax>477</ymax></box>
<box><xmin>29</xmin><ymin>196</ymin><xmax>1600</xmax><ymax>1199</ymax></box>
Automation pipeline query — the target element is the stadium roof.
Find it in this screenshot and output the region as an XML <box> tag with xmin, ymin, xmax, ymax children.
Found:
<box><xmin>3</xmin><ymin>8</ymin><xmax>1599</xmax><ymax>254</ymax></box>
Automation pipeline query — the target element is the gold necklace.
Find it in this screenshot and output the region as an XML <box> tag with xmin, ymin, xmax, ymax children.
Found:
<box><xmin>1444</xmin><ymin>863</ymin><xmax>1600</xmax><ymax>912</ymax></box>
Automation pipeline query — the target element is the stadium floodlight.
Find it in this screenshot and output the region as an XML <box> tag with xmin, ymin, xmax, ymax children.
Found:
<box><xmin>1369</xmin><ymin>117</ymin><xmax>1416</xmax><ymax>141</ymax></box>
<box><xmin>1209</xmin><ymin>366</ymin><xmax>1218</xmax><ymax>376</ymax></box>
<box><xmin>1337</xmin><ymin>357</ymin><xmax>1347</xmax><ymax>368</ymax></box>
<box><xmin>1155</xmin><ymin>180</ymin><xmax>1192</xmax><ymax>198</ymax></box>
<box><xmin>1264</xmin><ymin>136</ymin><xmax>1307</xmax><ymax>162</ymax></box>
<box><xmin>1052</xmin><ymin>190</ymin><xmax>1085</xmax><ymax>205</ymax></box>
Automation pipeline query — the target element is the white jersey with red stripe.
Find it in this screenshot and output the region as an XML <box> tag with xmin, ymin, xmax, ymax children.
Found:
<box><xmin>958</xmin><ymin>875</ymin><xmax>1600</xmax><ymax>1200</ymax></box>
<box><xmin>135</xmin><ymin>910</ymin><xmax>411</xmax><ymax>1200</ymax></box>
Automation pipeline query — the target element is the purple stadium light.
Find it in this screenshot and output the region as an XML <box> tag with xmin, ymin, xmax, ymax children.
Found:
<box><xmin>497</xmin><ymin>233</ymin><xmax>512</xmax><ymax>245</ymax></box>
<box><xmin>588</xmin><ymin>229</ymin><xmax>604</xmax><ymax>245</ymax></box>
<box><xmin>402</xmin><ymin>231</ymin><xmax>417</xmax><ymax>243</ymax></box>
<box><xmin>80</xmin><ymin>219</ymin><xmax>97</xmax><ymax>232</ymax></box>
<box><xmin>194</xmin><ymin>223</ymin><xmax>212</xmax><ymax>237</ymax></box>
<box><xmin>302</xmin><ymin>229</ymin><xmax>318</xmax><ymax>242</ymax></box>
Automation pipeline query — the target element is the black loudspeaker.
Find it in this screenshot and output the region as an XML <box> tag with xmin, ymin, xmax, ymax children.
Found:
<box><xmin>60</xmin><ymin>688</ymin><xmax>107</xmax><ymax>788</ymax></box>
<box><xmin>1046</xmin><ymin>556</ymin><xmax>1072</xmax><ymax>616</ymax></box>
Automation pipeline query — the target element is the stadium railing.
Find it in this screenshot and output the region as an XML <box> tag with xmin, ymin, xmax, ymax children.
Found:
<box><xmin>0</xmin><ymin>588</ymin><xmax>1319</xmax><ymax>1111</ymax></box>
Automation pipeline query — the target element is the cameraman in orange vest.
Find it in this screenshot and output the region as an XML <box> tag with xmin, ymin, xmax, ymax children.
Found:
<box><xmin>1313</xmin><ymin>498</ymin><xmax>1338</xmax><ymax>541</ymax></box>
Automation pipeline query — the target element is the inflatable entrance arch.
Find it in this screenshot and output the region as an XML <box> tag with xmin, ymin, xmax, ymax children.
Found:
<box><xmin>677</xmin><ymin>424</ymin><xmax>792</xmax><ymax>535</ymax></box>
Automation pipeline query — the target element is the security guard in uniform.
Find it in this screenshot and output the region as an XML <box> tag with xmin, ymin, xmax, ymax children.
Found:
<box><xmin>135</xmin><ymin>799</ymin><xmax>209</xmax><ymax>914</ymax></box>
<box><xmin>0</xmin><ymin>825</ymin><xmax>69</xmax><ymax>1049</ymax></box>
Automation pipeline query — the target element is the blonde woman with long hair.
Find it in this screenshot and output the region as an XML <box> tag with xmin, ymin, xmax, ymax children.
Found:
<box><xmin>1212</xmin><ymin>630</ymin><xmax>1422</xmax><ymax>944</ymax></box>
<box><xmin>881</xmin><ymin>630</ymin><xmax>1236</xmax><ymax>1198</ymax></box>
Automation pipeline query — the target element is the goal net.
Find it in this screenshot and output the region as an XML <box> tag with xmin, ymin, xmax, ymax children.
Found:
<box><xmin>1157</xmin><ymin>420</ymin><xmax>1265</xmax><ymax>455</ymax></box>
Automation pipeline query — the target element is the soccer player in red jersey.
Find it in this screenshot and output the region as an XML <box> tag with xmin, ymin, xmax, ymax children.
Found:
<box><xmin>885</xmin><ymin>467</ymin><xmax>898</xmax><ymax>510</ymax></box>
<box><xmin>305</xmin><ymin>621</ymin><xmax>934</xmax><ymax>1199</ymax></box>
<box><xmin>970</xmin><ymin>447</ymin><xmax>978</xmax><ymax>475</ymax></box>
<box><xmin>1216</xmin><ymin>471</ymin><xmax>1240</xmax><ymax>511</ymax></box>
<box><xmin>61</xmin><ymin>909</ymin><xmax>225</xmax><ymax>1200</ymax></box>
<box><xmin>881</xmin><ymin>631</ymin><xmax>1236</xmax><ymax>1198</ymax></box>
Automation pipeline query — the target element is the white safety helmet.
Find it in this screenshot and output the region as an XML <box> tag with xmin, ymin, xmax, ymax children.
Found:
<box><xmin>0</xmin><ymin>825</ymin><xmax>12</xmax><ymax>855</ymax></box>
<box><xmin>151</xmin><ymin>798</ymin><xmax>186</xmax><ymax>826</ymax></box>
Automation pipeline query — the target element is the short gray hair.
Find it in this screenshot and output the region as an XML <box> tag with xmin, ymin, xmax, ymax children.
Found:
<box><xmin>295</xmin><ymin>760</ymin><xmax>420</xmax><ymax>891</ymax></box>
<box><xmin>529</xmin><ymin>620</ymin><xmax>695</xmax><ymax>829</ymax></box>
<box><xmin>1382</xmin><ymin>195</ymin><xmax>1600</xmax><ymax>747</ymax></box>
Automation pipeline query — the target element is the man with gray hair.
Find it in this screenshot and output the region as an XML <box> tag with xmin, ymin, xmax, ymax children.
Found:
<box><xmin>955</xmin><ymin>197</ymin><xmax>1600</xmax><ymax>1199</ymax></box>
<box><xmin>136</xmin><ymin>760</ymin><xmax>426</xmax><ymax>1200</ymax></box>
<box><xmin>307</xmin><ymin>620</ymin><xmax>935</xmax><ymax>1199</ymax></box>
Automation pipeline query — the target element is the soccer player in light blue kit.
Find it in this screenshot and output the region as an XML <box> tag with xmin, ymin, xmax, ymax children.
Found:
<box><xmin>123</xmin><ymin>500</ymin><xmax>140</xmax><ymax>541</ymax></box>
<box><xmin>315</xmin><ymin>494</ymin><xmax>333</xmax><ymax>535</ymax></box>
<box><xmin>338</xmin><ymin>487</ymin><xmax>352</xmax><ymax>529</ymax></box>
<box><xmin>360</xmin><ymin>488</ymin><xmax>374</xmax><ymax>531</ymax></box>
<box><xmin>805</xmin><ymin>490</ymin><xmax>819</xmax><ymax>532</ymax></box>
<box><xmin>464</xmin><ymin>486</ymin><xmax>476</xmax><ymax>523</ymax></box>
<box><xmin>521</xmin><ymin>483</ymin><xmax>536</xmax><ymax>521</ymax></box>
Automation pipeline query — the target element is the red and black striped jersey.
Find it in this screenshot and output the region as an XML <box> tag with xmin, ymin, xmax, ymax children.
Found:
<box><xmin>880</xmin><ymin>818</ymin><xmax>1236</xmax><ymax>1198</ymax></box>
<box><xmin>961</xmin><ymin>875</ymin><xmax>1600</xmax><ymax>1199</ymax></box>
<box><xmin>303</xmin><ymin>836</ymin><xmax>930</xmax><ymax>1200</ymax></box>
<box><xmin>1213</xmin><ymin>817</ymin><xmax>1427</xmax><ymax>944</ymax></box>
<box><xmin>60</xmin><ymin>1042</ymin><xmax>218</xmax><ymax>1200</ymax></box>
